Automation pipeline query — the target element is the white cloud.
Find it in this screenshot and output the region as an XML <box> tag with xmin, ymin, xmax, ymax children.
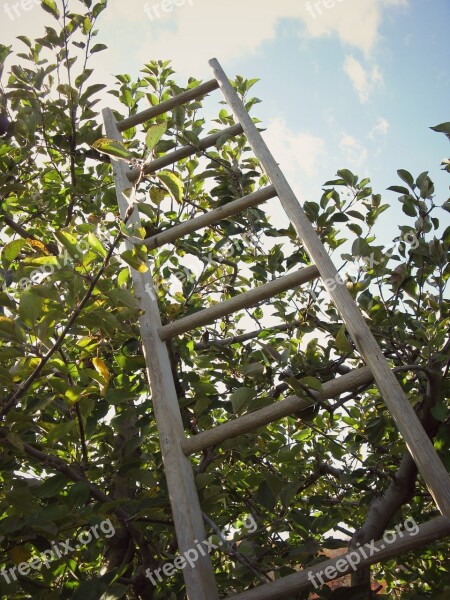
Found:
<box><xmin>368</xmin><ymin>117</ymin><xmax>390</xmax><ymax>139</ymax></box>
<box><xmin>340</xmin><ymin>133</ymin><xmax>368</xmax><ymax>168</ymax></box>
<box><xmin>95</xmin><ymin>0</ymin><xmax>409</xmax><ymax>77</ymax></box>
<box><xmin>343</xmin><ymin>55</ymin><xmax>383</xmax><ymax>102</ymax></box>
<box><xmin>265</xmin><ymin>117</ymin><xmax>325</xmax><ymax>177</ymax></box>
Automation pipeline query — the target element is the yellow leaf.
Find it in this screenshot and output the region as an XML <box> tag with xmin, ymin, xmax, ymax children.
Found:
<box><xmin>150</xmin><ymin>187</ymin><xmax>167</xmax><ymax>205</ymax></box>
<box><xmin>157</xmin><ymin>171</ymin><xmax>183</xmax><ymax>203</ymax></box>
<box><xmin>92</xmin><ymin>358</ymin><xmax>110</xmax><ymax>397</ymax></box>
<box><xmin>28</xmin><ymin>239</ymin><xmax>50</xmax><ymax>255</ymax></box>
<box><xmin>336</xmin><ymin>325</ymin><xmax>352</xmax><ymax>353</ymax></box>
<box><xmin>64</xmin><ymin>387</ymin><xmax>84</xmax><ymax>404</ymax></box>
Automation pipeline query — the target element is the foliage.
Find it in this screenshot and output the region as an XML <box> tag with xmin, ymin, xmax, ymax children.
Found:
<box><xmin>0</xmin><ymin>2</ymin><xmax>449</xmax><ymax>599</ymax></box>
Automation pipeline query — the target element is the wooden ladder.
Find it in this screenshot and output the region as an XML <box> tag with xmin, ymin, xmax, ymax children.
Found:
<box><xmin>103</xmin><ymin>58</ymin><xmax>450</xmax><ymax>600</ymax></box>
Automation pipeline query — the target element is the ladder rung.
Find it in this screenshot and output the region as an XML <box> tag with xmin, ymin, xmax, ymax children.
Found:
<box><xmin>117</xmin><ymin>79</ymin><xmax>220</xmax><ymax>131</ymax></box>
<box><xmin>159</xmin><ymin>266</ymin><xmax>319</xmax><ymax>341</ymax></box>
<box><xmin>182</xmin><ymin>366</ymin><xmax>373</xmax><ymax>455</ymax></box>
<box><xmin>143</xmin><ymin>185</ymin><xmax>277</xmax><ymax>249</ymax></box>
<box><xmin>127</xmin><ymin>123</ymin><xmax>243</xmax><ymax>182</ymax></box>
<box><xmin>224</xmin><ymin>516</ymin><xmax>450</xmax><ymax>600</ymax></box>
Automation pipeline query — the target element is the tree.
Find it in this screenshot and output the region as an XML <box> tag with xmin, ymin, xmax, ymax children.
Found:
<box><xmin>0</xmin><ymin>2</ymin><xmax>449</xmax><ymax>598</ymax></box>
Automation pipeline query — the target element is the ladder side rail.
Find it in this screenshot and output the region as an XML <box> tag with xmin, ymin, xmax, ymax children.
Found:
<box><xmin>103</xmin><ymin>107</ymin><xmax>220</xmax><ymax>600</ymax></box>
<box><xmin>209</xmin><ymin>58</ymin><xmax>450</xmax><ymax>517</ymax></box>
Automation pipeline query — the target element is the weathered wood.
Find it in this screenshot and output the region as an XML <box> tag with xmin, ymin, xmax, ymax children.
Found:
<box><xmin>159</xmin><ymin>266</ymin><xmax>319</xmax><ymax>341</ymax></box>
<box><xmin>224</xmin><ymin>516</ymin><xmax>450</xmax><ymax>600</ymax></box>
<box><xmin>182</xmin><ymin>366</ymin><xmax>373</xmax><ymax>455</ymax></box>
<box><xmin>210</xmin><ymin>58</ymin><xmax>450</xmax><ymax>518</ymax></box>
<box><xmin>117</xmin><ymin>79</ymin><xmax>219</xmax><ymax>131</ymax></box>
<box><xmin>142</xmin><ymin>185</ymin><xmax>277</xmax><ymax>249</ymax></box>
<box><xmin>103</xmin><ymin>108</ymin><xmax>219</xmax><ymax>600</ymax></box>
<box><xmin>127</xmin><ymin>123</ymin><xmax>243</xmax><ymax>181</ymax></box>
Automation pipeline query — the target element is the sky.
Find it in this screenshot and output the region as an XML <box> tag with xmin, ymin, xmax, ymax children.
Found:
<box><xmin>1</xmin><ymin>0</ymin><xmax>449</xmax><ymax>247</ymax></box>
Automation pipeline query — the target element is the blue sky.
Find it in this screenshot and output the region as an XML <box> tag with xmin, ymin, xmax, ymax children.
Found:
<box><xmin>3</xmin><ymin>0</ymin><xmax>449</xmax><ymax>244</ymax></box>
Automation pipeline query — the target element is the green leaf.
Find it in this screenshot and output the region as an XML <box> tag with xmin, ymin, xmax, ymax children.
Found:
<box><xmin>41</xmin><ymin>0</ymin><xmax>60</xmax><ymax>18</ymax></box>
<box><xmin>336</xmin><ymin>325</ymin><xmax>352</xmax><ymax>353</ymax></box>
<box><xmin>387</xmin><ymin>185</ymin><xmax>410</xmax><ymax>195</ymax></box>
<box><xmin>256</xmin><ymin>480</ymin><xmax>277</xmax><ymax>511</ymax></box>
<box><xmin>337</xmin><ymin>169</ymin><xmax>357</xmax><ymax>187</ymax></box>
<box><xmin>108</xmin><ymin>288</ymin><xmax>138</xmax><ymax>309</ymax></box>
<box><xmin>99</xmin><ymin>585</ymin><xmax>131</xmax><ymax>600</ymax></box>
<box><xmin>247</xmin><ymin>396</ymin><xmax>273</xmax><ymax>412</ymax></box>
<box><xmin>397</xmin><ymin>169</ymin><xmax>415</xmax><ymax>188</ymax></box>
<box><xmin>47</xmin><ymin>420</ymin><xmax>76</xmax><ymax>443</ymax></box>
<box><xmin>6</xmin><ymin>432</ymin><xmax>24</xmax><ymax>453</ymax></box>
<box><xmin>117</xmin><ymin>268</ymin><xmax>129</xmax><ymax>287</ymax></box>
<box><xmin>87</xmin><ymin>232</ymin><xmax>108</xmax><ymax>258</ymax></box>
<box><xmin>346</xmin><ymin>210</ymin><xmax>365</xmax><ymax>221</ymax></box>
<box><xmin>299</xmin><ymin>376</ymin><xmax>323</xmax><ymax>392</ymax></box>
<box><xmin>19</xmin><ymin>290</ymin><xmax>43</xmax><ymax>326</ymax></box>
<box><xmin>0</xmin><ymin>316</ymin><xmax>26</xmax><ymax>342</ymax></box>
<box><xmin>65</xmin><ymin>387</ymin><xmax>85</xmax><ymax>404</ymax></box>
<box><xmin>92</xmin><ymin>138</ymin><xmax>137</xmax><ymax>161</ymax></box>
<box><xmin>121</xmin><ymin>250</ymin><xmax>148</xmax><ymax>273</ymax></box>
<box><xmin>2</xmin><ymin>239</ymin><xmax>26</xmax><ymax>264</ymax></box>
<box><xmin>183</xmin><ymin>131</ymin><xmax>200</xmax><ymax>146</ymax></box>
<box><xmin>242</xmin><ymin>363</ymin><xmax>265</xmax><ymax>377</ymax></box>
<box><xmin>332</xmin><ymin>213</ymin><xmax>349</xmax><ymax>223</ymax></box>
<box><xmin>230</xmin><ymin>387</ymin><xmax>256</xmax><ymax>415</ymax></box>
<box><xmin>73</xmin><ymin>580</ymin><xmax>108</xmax><ymax>600</ymax></box>
<box><xmin>92</xmin><ymin>2</ymin><xmax>107</xmax><ymax>18</ymax></box>
<box><xmin>79</xmin><ymin>83</ymin><xmax>106</xmax><ymax>102</ymax></box>
<box><xmin>90</xmin><ymin>43</ymin><xmax>108</xmax><ymax>54</ymax></box>
<box><xmin>67</xmin><ymin>482</ymin><xmax>90</xmax><ymax>508</ymax></box>
<box><xmin>17</xmin><ymin>36</ymin><xmax>32</xmax><ymax>48</ymax></box>
<box><xmin>430</xmin><ymin>121</ymin><xmax>450</xmax><ymax>135</ymax></box>
<box><xmin>37</xmin><ymin>474</ymin><xmax>68</xmax><ymax>498</ymax></box>
<box><xmin>352</xmin><ymin>237</ymin><xmax>371</xmax><ymax>258</ymax></box>
<box><xmin>400</xmin><ymin>196</ymin><xmax>417</xmax><ymax>217</ymax></box>
<box><xmin>54</xmin><ymin>230</ymin><xmax>82</xmax><ymax>259</ymax></box>
<box><xmin>347</xmin><ymin>223</ymin><xmax>363</xmax><ymax>236</ymax></box>
<box><xmin>145</xmin><ymin>123</ymin><xmax>167</xmax><ymax>152</ymax></box>
<box><xmin>82</xmin><ymin>17</ymin><xmax>92</xmax><ymax>34</ymax></box>
<box><xmin>157</xmin><ymin>171</ymin><xmax>183</xmax><ymax>203</ymax></box>
<box><xmin>280</xmin><ymin>482</ymin><xmax>302</xmax><ymax>508</ymax></box>
<box><xmin>431</xmin><ymin>400</ymin><xmax>447</xmax><ymax>422</ymax></box>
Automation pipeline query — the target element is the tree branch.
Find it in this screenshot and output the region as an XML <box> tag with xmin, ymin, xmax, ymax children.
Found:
<box><xmin>3</xmin><ymin>213</ymin><xmax>58</xmax><ymax>255</ymax></box>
